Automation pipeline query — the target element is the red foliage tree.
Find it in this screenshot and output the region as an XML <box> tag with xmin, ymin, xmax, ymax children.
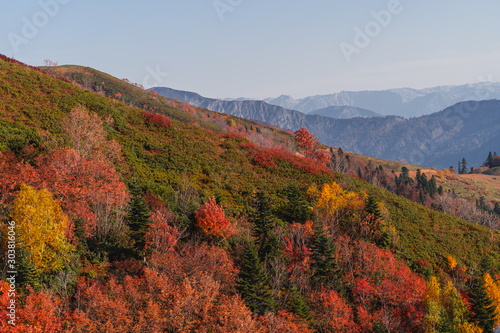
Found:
<box><xmin>294</xmin><ymin>127</ymin><xmax>318</xmax><ymax>158</ymax></box>
<box><xmin>312</xmin><ymin>288</ymin><xmax>360</xmax><ymax>332</ymax></box>
<box><xmin>283</xmin><ymin>237</ymin><xmax>311</xmax><ymax>280</ymax></box>
<box><xmin>340</xmin><ymin>240</ymin><xmax>426</xmax><ymax>332</ymax></box>
<box><xmin>257</xmin><ymin>310</ymin><xmax>313</xmax><ymax>333</ymax></box>
<box><xmin>195</xmin><ymin>197</ymin><xmax>236</xmax><ymax>239</ymax></box>
<box><xmin>0</xmin><ymin>148</ymin><xmax>129</xmax><ymax>239</ymax></box>
<box><xmin>66</xmin><ymin>266</ymin><xmax>258</xmax><ymax>332</ymax></box>
<box><xmin>145</xmin><ymin>210</ymin><xmax>180</xmax><ymax>254</ymax></box>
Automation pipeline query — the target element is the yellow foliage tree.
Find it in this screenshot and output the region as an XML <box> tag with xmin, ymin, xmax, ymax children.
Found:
<box><xmin>314</xmin><ymin>182</ymin><xmax>364</xmax><ymax>222</ymax></box>
<box><xmin>424</xmin><ymin>277</ymin><xmax>480</xmax><ymax>333</ymax></box>
<box><xmin>11</xmin><ymin>184</ymin><xmax>73</xmax><ymax>273</ymax></box>
<box><xmin>424</xmin><ymin>276</ymin><xmax>443</xmax><ymax>333</ymax></box>
<box><xmin>457</xmin><ymin>323</ymin><xmax>484</xmax><ymax>333</ymax></box>
<box><xmin>448</xmin><ymin>255</ymin><xmax>458</xmax><ymax>270</ymax></box>
<box><xmin>442</xmin><ymin>281</ymin><xmax>473</xmax><ymax>331</ymax></box>
<box><xmin>483</xmin><ymin>273</ymin><xmax>500</xmax><ymax>325</ymax></box>
<box><xmin>426</xmin><ymin>276</ymin><xmax>441</xmax><ymax>304</ymax></box>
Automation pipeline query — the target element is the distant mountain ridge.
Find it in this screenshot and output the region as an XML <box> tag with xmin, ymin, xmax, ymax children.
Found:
<box><xmin>152</xmin><ymin>86</ymin><xmax>500</xmax><ymax>169</ymax></box>
<box><xmin>263</xmin><ymin>82</ymin><xmax>500</xmax><ymax>118</ymax></box>
<box><xmin>309</xmin><ymin>105</ymin><xmax>382</xmax><ymax>119</ymax></box>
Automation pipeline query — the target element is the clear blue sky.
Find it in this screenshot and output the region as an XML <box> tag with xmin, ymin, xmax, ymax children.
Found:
<box><xmin>1</xmin><ymin>0</ymin><xmax>499</xmax><ymax>99</ymax></box>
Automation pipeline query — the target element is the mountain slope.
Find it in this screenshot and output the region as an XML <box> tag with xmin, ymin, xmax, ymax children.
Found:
<box><xmin>34</xmin><ymin>61</ymin><xmax>499</xmax><ymax>267</ymax></box>
<box><xmin>151</xmin><ymin>86</ymin><xmax>500</xmax><ymax>169</ymax></box>
<box><xmin>2</xmin><ymin>55</ymin><xmax>500</xmax><ymax>331</ymax></box>
<box><xmin>264</xmin><ymin>83</ymin><xmax>500</xmax><ymax>117</ymax></box>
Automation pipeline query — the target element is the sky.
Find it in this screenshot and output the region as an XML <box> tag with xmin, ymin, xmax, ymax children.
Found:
<box><xmin>1</xmin><ymin>0</ymin><xmax>500</xmax><ymax>99</ymax></box>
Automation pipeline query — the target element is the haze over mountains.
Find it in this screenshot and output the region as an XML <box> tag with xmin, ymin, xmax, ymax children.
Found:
<box><xmin>309</xmin><ymin>106</ymin><xmax>382</xmax><ymax>119</ymax></box>
<box><xmin>263</xmin><ymin>82</ymin><xmax>500</xmax><ymax>118</ymax></box>
<box><xmin>152</xmin><ymin>86</ymin><xmax>500</xmax><ymax>169</ymax></box>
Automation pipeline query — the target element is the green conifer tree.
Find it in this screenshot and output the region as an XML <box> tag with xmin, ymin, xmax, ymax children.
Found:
<box><xmin>287</xmin><ymin>284</ymin><xmax>312</xmax><ymax>322</ymax></box>
<box><xmin>127</xmin><ymin>180</ymin><xmax>151</xmax><ymax>253</ymax></box>
<box><xmin>365</xmin><ymin>195</ymin><xmax>382</xmax><ymax>220</ymax></box>
<box><xmin>16</xmin><ymin>231</ymin><xmax>39</xmax><ymax>289</ymax></box>
<box><xmin>428</xmin><ymin>176</ymin><xmax>437</xmax><ymax>197</ymax></box>
<box><xmin>310</xmin><ymin>221</ymin><xmax>342</xmax><ymax>289</ymax></box>
<box><xmin>461</xmin><ymin>158</ymin><xmax>468</xmax><ymax>175</ymax></box>
<box><xmin>486</xmin><ymin>152</ymin><xmax>494</xmax><ymax>168</ymax></box>
<box><xmin>469</xmin><ymin>277</ymin><xmax>497</xmax><ymax>332</ymax></box>
<box><xmin>237</xmin><ymin>241</ymin><xmax>275</xmax><ymax>315</ymax></box>
<box><xmin>253</xmin><ymin>189</ymin><xmax>280</xmax><ymax>260</ymax></box>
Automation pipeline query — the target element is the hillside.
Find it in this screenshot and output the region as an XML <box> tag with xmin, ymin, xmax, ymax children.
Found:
<box><xmin>264</xmin><ymin>82</ymin><xmax>500</xmax><ymax>117</ymax></box>
<box><xmin>39</xmin><ymin>62</ymin><xmax>500</xmax><ymax>265</ymax></box>
<box><xmin>150</xmin><ymin>86</ymin><xmax>500</xmax><ymax>169</ymax></box>
<box><xmin>1</xmin><ymin>57</ymin><xmax>500</xmax><ymax>331</ymax></box>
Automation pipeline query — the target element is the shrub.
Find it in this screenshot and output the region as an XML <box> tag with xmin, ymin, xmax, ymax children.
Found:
<box><xmin>142</xmin><ymin>111</ymin><xmax>172</xmax><ymax>129</ymax></box>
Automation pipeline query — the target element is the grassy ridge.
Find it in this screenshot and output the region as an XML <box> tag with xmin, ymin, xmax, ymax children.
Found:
<box><xmin>2</xmin><ymin>57</ymin><xmax>500</xmax><ymax>274</ymax></box>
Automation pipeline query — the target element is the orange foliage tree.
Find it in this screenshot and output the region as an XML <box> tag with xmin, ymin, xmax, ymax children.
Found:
<box><xmin>62</xmin><ymin>106</ymin><xmax>121</xmax><ymax>161</ymax></box>
<box><xmin>0</xmin><ymin>281</ymin><xmax>64</xmax><ymax>332</ymax></box>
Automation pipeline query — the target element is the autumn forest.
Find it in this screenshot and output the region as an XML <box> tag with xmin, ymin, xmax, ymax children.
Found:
<box><xmin>1</xmin><ymin>54</ymin><xmax>500</xmax><ymax>333</ymax></box>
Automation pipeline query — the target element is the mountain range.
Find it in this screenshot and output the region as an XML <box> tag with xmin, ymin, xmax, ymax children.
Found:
<box><xmin>152</xmin><ymin>86</ymin><xmax>500</xmax><ymax>169</ymax></box>
<box><xmin>262</xmin><ymin>82</ymin><xmax>500</xmax><ymax>118</ymax></box>
<box><xmin>309</xmin><ymin>105</ymin><xmax>381</xmax><ymax>119</ymax></box>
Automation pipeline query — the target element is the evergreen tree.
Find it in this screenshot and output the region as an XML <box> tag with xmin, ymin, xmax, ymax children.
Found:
<box><xmin>252</xmin><ymin>189</ymin><xmax>280</xmax><ymax>260</ymax></box>
<box><xmin>469</xmin><ymin>277</ymin><xmax>497</xmax><ymax>332</ymax></box>
<box><xmin>365</xmin><ymin>195</ymin><xmax>382</xmax><ymax>220</ymax></box>
<box><xmin>428</xmin><ymin>176</ymin><xmax>437</xmax><ymax>197</ymax></box>
<box><xmin>419</xmin><ymin>190</ymin><xmax>425</xmax><ymax>205</ymax></box>
<box><xmin>237</xmin><ymin>241</ymin><xmax>275</xmax><ymax>315</ymax></box>
<box><xmin>399</xmin><ymin>166</ymin><xmax>414</xmax><ymax>185</ymax></box>
<box><xmin>476</xmin><ymin>196</ymin><xmax>490</xmax><ymax>213</ymax></box>
<box><xmin>277</xmin><ymin>184</ymin><xmax>312</xmax><ymax>224</ymax></box>
<box><xmin>16</xmin><ymin>231</ymin><xmax>39</xmax><ymax>289</ymax></box>
<box><xmin>310</xmin><ymin>221</ymin><xmax>342</xmax><ymax>289</ymax></box>
<box><xmin>494</xmin><ymin>202</ymin><xmax>500</xmax><ymax>216</ymax></box>
<box><xmin>461</xmin><ymin>158</ymin><xmax>468</xmax><ymax>175</ymax></box>
<box><xmin>438</xmin><ymin>186</ymin><xmax>444</xmax><ymax>196</ymax></box>
<box><xmin>486</xmin><ymin>152</ymin><xmax>494</xmax><ymax>168</ymax></box>
<box><xmin>127</xmin><ymin>180</ymin><xmax>151</xmax><ymax>252</ymax></box>
<box><xmin>458</xmin><ymin>161</ymin><xmax>462</xmax><ymax>175</ymax></box>
<box><xmin>287</xmin><ymin>284</ymin><xmax>312</xmax><ymax>322</ymax></box>
<box><xmin>416</xmin><ymin>169</ymin><xmax>422</xmax><ymax>189</ymax></box>
<box><xmin>419</xmin><ymin>173</ymin><xmax>428</xmax><ymax>192</ymax></box>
